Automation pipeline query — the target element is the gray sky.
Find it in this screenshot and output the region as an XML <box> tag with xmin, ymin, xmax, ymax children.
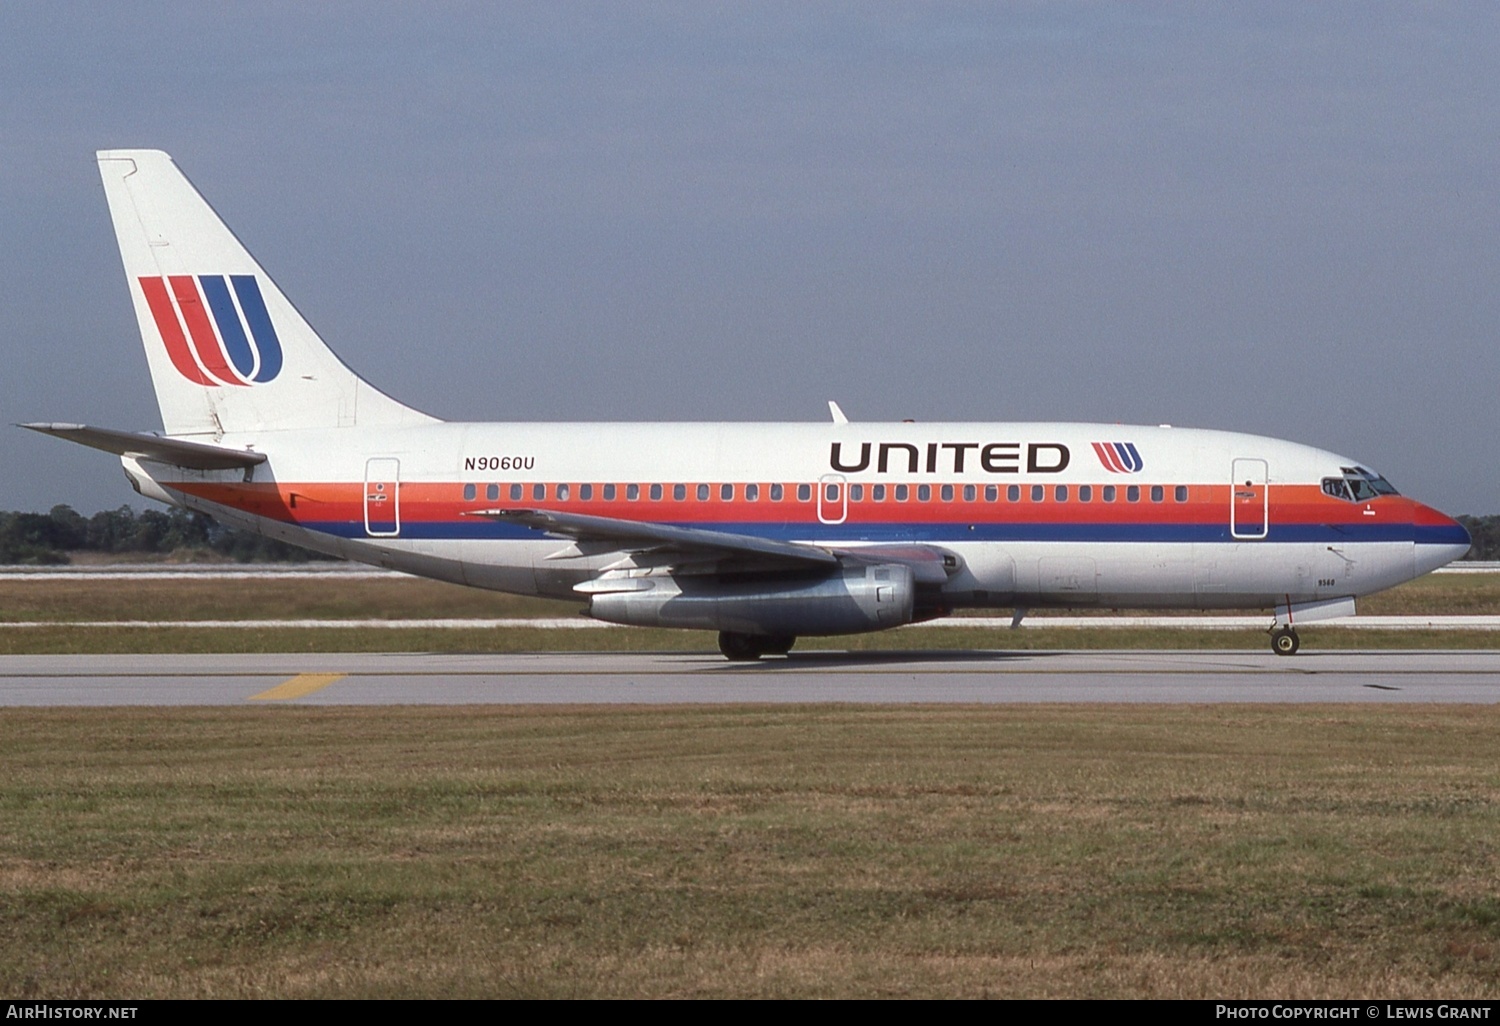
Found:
<box><xmin>3</xmin><ymin>2</ymin><xmax>1497</xmax><ymax>515</ymax></box>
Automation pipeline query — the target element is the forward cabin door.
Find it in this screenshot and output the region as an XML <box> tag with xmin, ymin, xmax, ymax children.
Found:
<box><xmin>364</xmin><ymin>457</ymin><xmax>401</xmax><ymax>537</ymax></box>
<box><xmin>1230</xmin><ymin>458</ymin><xmax>1268</xmax><ymax>540</ymax></box>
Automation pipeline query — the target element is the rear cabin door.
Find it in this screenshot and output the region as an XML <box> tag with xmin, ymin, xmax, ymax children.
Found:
<box><xmin>364</xmin><ymin>457</ymin><xmax>401</xmax><ymax>537</ymax></box>
<box><xmin>1230</xmin><ymin>458</ymin><xmax>1268</xmax><ymax>540</ymax></box>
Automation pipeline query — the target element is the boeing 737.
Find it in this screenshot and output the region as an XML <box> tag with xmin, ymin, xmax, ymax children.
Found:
<box><xmin>23</xmin><ymin>150</ymin><xmax>1472</xmax><ymax>659</ymax></box>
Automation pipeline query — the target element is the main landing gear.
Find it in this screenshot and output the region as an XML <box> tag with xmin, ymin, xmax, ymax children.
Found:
<box><xmin>1270</xmin><ymin>626</ymin><xmax>1300</xmax><ymax>656</ymax></box>
<box><xmin>718</xmin><ymin>631</ymin><xmax>796</xmax><ymax>661</ymax></box>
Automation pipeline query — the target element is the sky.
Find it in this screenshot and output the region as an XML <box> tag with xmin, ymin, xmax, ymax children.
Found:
<box><xmin>3</xmin><ymin>2</ymin><xmax>1497</xmax><ymax>515</ymax></box>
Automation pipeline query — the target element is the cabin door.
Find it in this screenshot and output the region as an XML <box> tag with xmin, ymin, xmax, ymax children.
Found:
<box><xmin>364</xmin><ymin>457</ymin><xmax>401</xmax><ymax>537</ymax></box>
<box><xmin>1230</xmin><ymin>458</ymin><xmax>1268</xmax><ymax>540</ymax></box>
<box><xmin>818</xmin><ymin>474</ymin><xmax>847</xmax><ymax>525</ymax></box>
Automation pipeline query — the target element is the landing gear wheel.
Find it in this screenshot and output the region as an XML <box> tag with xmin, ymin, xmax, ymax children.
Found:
<box><xmin>1271</xmin><ymin>627</ymin><xmax>1300</xmax><ymax>656</ymax></box>
<box><xmin>718</xmin><ymin>631</ymin><xmax>765</xmax><ymax>662</ymax></box>
<box><xmin>762</xmin><ymin>635</ymin><xmax>796</xmax><ymax>656</ymax></box>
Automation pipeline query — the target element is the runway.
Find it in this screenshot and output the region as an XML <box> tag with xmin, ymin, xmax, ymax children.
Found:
<box><xmin>2</xmin><ymin>650</ymin><xmax>1499</xmax><ymax>705</ymax></box>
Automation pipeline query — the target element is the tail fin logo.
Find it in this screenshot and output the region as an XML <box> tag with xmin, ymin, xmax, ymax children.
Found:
<box><xmin>1092</xmin><ymin>441</ymin><xmax>1144</xmax><ymax>474</ymax></box>
<box><xmin>138</xmin><ymin>275</ymin><xmax>284</xmax><ymax>386</ymax></box>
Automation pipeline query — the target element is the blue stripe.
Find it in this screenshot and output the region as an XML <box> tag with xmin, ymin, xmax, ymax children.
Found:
<box><xmin>230</xmin><ymin>276</ymin><xmax>282</xmax><ymax>382</ymax></box>
<box><xmin>200</xmin><ymin>276</ymin><xmax>255</xmax><ymax>380</ymax></box>
<box><xmin>1415</xmin><ymin>523</ymin><xmax>1470</xmax><ymax>547</ymax></box>
<box><xmin>294</xmin><ymin>519</ymin><xmax>1422</xmax><ymax>545</ymax></box>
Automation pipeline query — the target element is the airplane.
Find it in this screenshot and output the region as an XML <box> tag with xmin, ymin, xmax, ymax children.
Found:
<box><xmin>23</xmin><ymin>150</ymin><xmax>1471</xmax><ymax>660</ymax></box>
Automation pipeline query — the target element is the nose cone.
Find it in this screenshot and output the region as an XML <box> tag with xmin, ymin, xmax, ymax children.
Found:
<box><xmin>1414</xmin><ymin>503</ymin><xmax>1471</xmax><ymax>576</ymax></box>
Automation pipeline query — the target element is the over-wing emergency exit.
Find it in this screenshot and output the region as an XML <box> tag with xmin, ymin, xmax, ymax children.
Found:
<box><xmin>24</xmin><ymin>150</ymin><xmax>1471</xmax><ymax>659</ymax></box>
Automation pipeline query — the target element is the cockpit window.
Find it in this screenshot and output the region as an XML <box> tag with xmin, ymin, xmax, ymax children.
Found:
<box><xmin>1325</xmin><ymin>467</ymin><xmax>1400</xmax><ymax>502</ymax></box>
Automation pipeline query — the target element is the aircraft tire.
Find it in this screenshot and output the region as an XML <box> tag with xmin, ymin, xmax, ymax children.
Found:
<box><xmin>762</xmin><ymin>635</ymin><xmax>796</xmax><ymax>656</ymax></box>
<box><xmin>718</xmin><ymin>631</ymin><xmax>765</xmax><ymax>661</ymax></box>
<box><xmin>1271</xmin><ymin>627</ymin><xmax>1300</xmax><ymax>656</ymax></box>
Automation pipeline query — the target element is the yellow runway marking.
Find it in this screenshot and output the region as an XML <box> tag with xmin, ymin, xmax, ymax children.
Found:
<box><xmin>249</xmin><ymin>672</ymin><xmax>348</xmax><ymax>701</ymax></box>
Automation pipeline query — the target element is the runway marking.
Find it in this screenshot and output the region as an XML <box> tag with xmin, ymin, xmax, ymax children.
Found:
<box><xmin>249</xmin><ymin>673</ymin><xmax>347</xmax><ymax>701</ymax></box>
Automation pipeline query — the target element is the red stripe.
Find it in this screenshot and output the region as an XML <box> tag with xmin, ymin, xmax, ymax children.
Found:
<box><xmin>168</xmin><ymin>275</ymin><xmax>243</xmax><ymax>386</ymax></box>
<box><xmin>138</xmin><ymin>277</ymin><xmax>214</xmax><ymax>385</ymax></box>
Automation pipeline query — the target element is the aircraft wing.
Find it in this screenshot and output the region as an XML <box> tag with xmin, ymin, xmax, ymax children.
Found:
<box><xmin>466</xmin><ymin>508</ymin><xmax>958</xmax><ymax>583</ymax></box>
<box><xmin>21</xmin><ymin>423</ymin><xmax>267</xmax><ymax>470</ymax></box>
<box><xmin>467</xmin><ymin>508</ymin><xmax>840</xmax><ymax>569</ymax></box>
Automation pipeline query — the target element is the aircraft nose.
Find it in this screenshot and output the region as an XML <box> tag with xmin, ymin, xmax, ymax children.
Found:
<box><xmin>1413</xmin><ymin>503</ymin><xmax>1471</xmax><ymax>576</ymax></box>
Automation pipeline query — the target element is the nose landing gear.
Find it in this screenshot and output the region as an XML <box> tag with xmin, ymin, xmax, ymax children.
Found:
<box><xmin>1270</xmin><ymin>626</ymin><xmax>1300</xmax><ymax>656</ymax></box>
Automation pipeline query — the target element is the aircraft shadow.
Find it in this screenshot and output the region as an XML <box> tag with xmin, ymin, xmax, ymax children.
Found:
<box><xmin>699</xmin><ymin>649</ymin><xmax>1055</xmax><ymax>670</ymax></box>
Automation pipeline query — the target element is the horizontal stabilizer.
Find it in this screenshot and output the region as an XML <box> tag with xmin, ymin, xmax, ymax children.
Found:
<box><xmin>20</xmin><ymin>423</ymin><xmax>267</xmax><ymax>470</ymax></box>
<box><xmin>465</xmin><ymin>508</ymin><xmax>839</xmax><ymax>568</ymax></box>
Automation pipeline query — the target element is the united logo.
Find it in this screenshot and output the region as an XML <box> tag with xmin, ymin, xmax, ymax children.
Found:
<box><xmin>1092</xmin><ymin>441</ymin><xmax>1143</xmax><ymax>474</ymax></box>
<box><xmin>138</xmin><ymin>274</ymin><xmax>283</xmax><ymax>386</ymax></box>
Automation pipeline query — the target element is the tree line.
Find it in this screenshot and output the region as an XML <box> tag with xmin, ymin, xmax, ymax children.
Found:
<box><xmin>2</xmin><ymin>504</ymin><xmax>1497</xmax><ymax>565</ymax></box>
<box><xmin>0</xmin><ymin>505</ymin><xmax>326</xmax><ymax>564</ymax></box>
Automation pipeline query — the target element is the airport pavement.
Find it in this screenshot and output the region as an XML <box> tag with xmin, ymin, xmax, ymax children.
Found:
<box><xmin>2</xmin><ymin>650</ymin><xmax>1498</xmax><ymax>706</ymax></box>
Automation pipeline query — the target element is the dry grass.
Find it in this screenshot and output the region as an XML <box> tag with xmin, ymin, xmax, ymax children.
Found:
<box><xmin>0</xmin><ymin>704</ymin><xmax>1496</xmax><ymax>998</ymax></box>
<box><xmin>1</xmin><ymin>572</ymin><xmax>1497</xmax><ymax>654</ymax></box>
<box><xmin>2</xmin><ymin>570</ymin><xmax>1497</xmax><ymax>625</ymax></box>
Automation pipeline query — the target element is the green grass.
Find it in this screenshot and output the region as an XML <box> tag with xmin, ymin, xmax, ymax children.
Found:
<box><xmin>1</xmin><ymin>571</ymin><xmax>1497</xmax><ymax>653</ymax></box>
<box><xmin>1</xmin><ymin>704</ymin><xmax>1497</xmax><ymax>998</ymax></box>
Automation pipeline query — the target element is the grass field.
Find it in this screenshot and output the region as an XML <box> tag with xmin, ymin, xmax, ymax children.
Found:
<box><xmin>1</xmin><ymin>704</ymin><xmax>1496</xmax><ymax>999</ymax></box>
<box><xmin>3</xmin><ymin>571</ymin><xmax>1497</xmax><ymax>997</ymax></box>
<box><xmin>1</xmin><ymin>570</ymin><xmax>1498</xmax><ymax>654</ymax></box>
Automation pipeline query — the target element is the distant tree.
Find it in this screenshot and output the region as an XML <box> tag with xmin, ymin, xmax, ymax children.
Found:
<box><xmin>1456</xmin><ymin>515</ymin><xmax>1500</xmax><ymax>561</ymax></box>
<box><xmin>0</xmin><ymin>504</ymin><xmax>333</xmax><ymax>563</ymax></box>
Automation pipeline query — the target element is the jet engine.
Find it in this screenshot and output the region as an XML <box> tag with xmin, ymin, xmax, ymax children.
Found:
<box><xmin>587</xmin><ymin>563</ymin><xmax>916</xmax><ymax>636</ymax></box>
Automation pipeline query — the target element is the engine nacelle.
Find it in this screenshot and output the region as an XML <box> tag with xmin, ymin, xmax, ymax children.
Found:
<box><xmin>588</xmin><ymin>563</ymin><xmax>916</xmax><ymax>636</ymax></box>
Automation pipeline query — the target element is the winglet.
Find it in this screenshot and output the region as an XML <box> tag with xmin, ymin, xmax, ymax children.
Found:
<box><xmin>828</xmin><ymin>401</ymin><xmax>849</xmax><ymax>424</ymax></box>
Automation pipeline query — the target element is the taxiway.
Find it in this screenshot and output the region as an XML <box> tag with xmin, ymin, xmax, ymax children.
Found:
<box><xmin>1</xmin><ymin>650</ymin><xmax>1498</xmax><ymax>705</ymax></box>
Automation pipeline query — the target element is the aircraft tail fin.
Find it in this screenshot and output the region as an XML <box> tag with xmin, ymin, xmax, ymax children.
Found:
<box><xmin>96</xmin><ymin>150</ymin><xmax>437</xmax><ymax>437</ymax></box>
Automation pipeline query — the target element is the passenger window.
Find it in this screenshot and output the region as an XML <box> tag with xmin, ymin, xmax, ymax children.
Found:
<box><xmin>848</xmin><ymin>484</ymin><xmax>861</xmax><ymax>502</ymax></box>
<box><xmin>1127</xmin><ymin>485</ymin><xmax>1140</xmax><ymax>502</ymax></box>
<box><xmin>648</xmin><ymin>483</ymin><xmax>661</xmax><ymax>501</ymax></box>
<box><xmin>722</xmin><ymin>483</ymin><xmax>735</xmax><ymax>501</ymax></box>
<box><xmin>602</xmin><ymin>483</ymin><xmax>616</xmax><ymax>501</ymax></box>
<box><xmin>557</xmin><ymin>484</ymin><xmax>571</xmax><ymax>501</ymax></box>
<box><xmin>511</xmin><ymin>483</ymin><xmax>524</xmax><ymax>501</ymax></box>
<box><xmin>580</xmin><ymin>484</ymin><xmax>593</xmax><ymax>501</ymax></box>
<box><xmin>985</xmin><ymin>485</ymin><xmax>997</xmax><ymax>502</ymax></box>
<box><xmin>940</xmin><ymin>484</ymin><xmax>954</xmax><ymax>502</ymax></box>
<box><xmin>626</xmin><ymin>484</ymin><xmax>640</xmax><ymax>501</ymax></box>
<box><xmin>895</xmin><ymin>484</ymin><xmax>909</xmax><ymax>501</ymax></box>
<box><xmin>487</xmin><ymin>484</ymin><xmax>499</xmax><ymax>501</ymax></box>
<box><xmin>797</xmin><ymin>484</ymin><xmax>811</xmax><ymax>502</ymax></box>
<box><xmin>1078</xmin><ymin>485</ymin><xmax>1092</xmax><ymax>502</ymax></box>
<box><xmin>965</xmin><ymin>484</ymin><xmax>977</xmax><ymax>502</ymax></box>
<box><xmin>1175</xmin><ymin>485</ymin><xmax>1188</xmax><ymax>503</ymax></box>
<box><xmin>698</xmin><ymin>483</ymin><xmax>710</xmax><ymax>501</ymax></box>
<box><xmin>533</xmin><ymin>483</ymin><xmax>546</xmax><ymax>501</ymax></box>
<box><xmin>872</xmin><ymin>484</ymin><xmax>886</xmax><ymax>502</ymax></box>
<box><xmin>918</xmin><ymin>485</ymin><xmax>931</xmax><ymax>502</ymax></box>
<box><xmin>1008</xmin><ymin>485</ymin><xmax>1020</xmax><ymax>502</ymax></box>
<box><xmin>1150</xmin><ymin>485</ymin><xmax>1164</xmax><ymax>503</ymax></box>
<box><xmin>1055</xmin><ymin>485</ymin><xmax>1068</xmax><ymax>502</ymax></box>
<box><xmin>1103</xmin><ymin>485</ymin><xmax>1115</xmax><ymax>502</ymax></box>
<box><xmin>463</xmin><ymin>483</ymin><xmax>476</xmax><ymax>501</ymax></box>
<box><xmin>673</xmin><ymin>483</ymin><xmax>686</xmax><ymax>501</ymax></box>
<box><xmin>770</xmin><ymin>483</ymin><xmax>784</xmax><ymax>501</ymax></box>
<box><xmin>1031</xmin><ymin>485</ymin><xmax>1044</xmax><ymax>502</ymax></box>
<box><xmin>746</xmin><ymin>483</ymin><xmax>760</xmax><ymax>501</ymax></box>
